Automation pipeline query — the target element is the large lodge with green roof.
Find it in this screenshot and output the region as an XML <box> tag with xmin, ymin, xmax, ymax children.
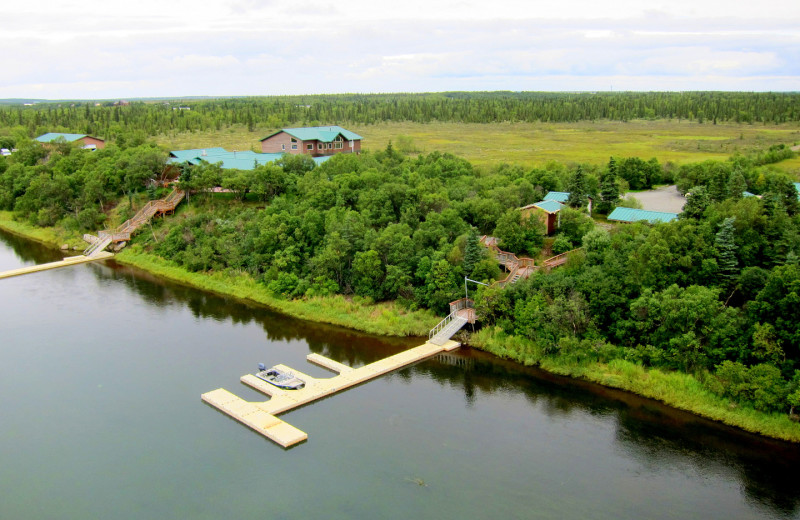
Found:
<box><xmin>260</xmin><ymin>126</ymin><xmax>362</xmax><ymax>156</ymax></box>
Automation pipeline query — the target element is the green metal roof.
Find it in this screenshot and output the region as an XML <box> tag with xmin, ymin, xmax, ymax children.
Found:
<box><xmin>170</xmin><ymin>147</ymin><xmax>330</xmax><ymax>170</ymax></box>
<box><xmin>36</xmin><ymin>132</ymin><xmax>88</xmax><ymax>143</ymax></box>
<box><xmin>543</xmin><ymin>191</ymin><xmax>570</xmax><ymax>203</ymax></box>
<box><xmin>794</xmin><ymin>183</ymin><xmax>800</xmax><ymax>200</ymax></box>
<box><xmin>532</xmin><ymin>200</ymin><xmax>565</xmax><ymax>213</ymax></box>
<box><xmin>743</xmin><ymin>191</ymin><xmax>755</xmax><ymax>197</ymax></box>
<box><xmin>607</xmin><ymin>207</ymin><xmax>678</xmax><ymax>223</ymax></box>
<box><xmin>261</xmin><ymin>126</ymin><xmax>362</xmax><ymax>143</ymax></box>
<box><xmin>169</xmin><ymin>148</ymin><xmax>228</xmax><ymax>163</ymax></box>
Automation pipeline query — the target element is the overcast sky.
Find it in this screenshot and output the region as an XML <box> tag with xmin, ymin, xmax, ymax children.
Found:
<box><xmin>2</xmin><ymin>0</ymin><xmax>798</xmax><ymax>99</ymax></box>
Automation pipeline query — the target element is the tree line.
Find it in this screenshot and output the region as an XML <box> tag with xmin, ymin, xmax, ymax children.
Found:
<box><xmin>1</xmin><ymin>91</ymin><xmax>799</xmax><ymax>141</ymax></box>
<box><xmin>1</xmin><ymin>135</ymin><xmax>799</xmax><ymax>417</ymax></box>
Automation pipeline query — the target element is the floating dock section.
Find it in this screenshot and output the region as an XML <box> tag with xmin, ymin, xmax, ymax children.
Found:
<box><xmin>0</xmin><ymin>252</ymin><xmax>114</xmax><ymax>280</ymax></box>
<box><xmin>202</xmin><ymin>339</ymin><xmax>461</xmax><ymax>448</ymax></box>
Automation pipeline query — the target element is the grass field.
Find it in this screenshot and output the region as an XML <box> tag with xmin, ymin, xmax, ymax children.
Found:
<box><xmin>155</xmin><ymin>120</ymin><xmax>800</xmax><ymax>173</ymax></box>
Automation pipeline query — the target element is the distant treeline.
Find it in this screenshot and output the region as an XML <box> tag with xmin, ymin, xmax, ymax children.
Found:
<box><xmin>1</xmin><ymin>92</ymin><xmax>799</xmax><ymax>139</ymax></box>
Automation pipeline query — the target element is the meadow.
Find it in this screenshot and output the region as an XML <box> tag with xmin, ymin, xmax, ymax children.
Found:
<box><xmin>155</xmin><ymin>119</ymin><xmax>800</xmax><ymax>173</ymax></box>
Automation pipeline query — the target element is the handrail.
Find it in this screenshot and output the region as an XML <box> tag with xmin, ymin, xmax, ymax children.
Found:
<box><xmin>429</xmin><ymin>311</ymin><xmax>457</xmax><ymax>340</ymax></box>
<box><xmin>543</xmin><ymin>248</ymin><xmax>583</xmax><ymax>267</ymax></box>
<box><xmin>448</xmin><ymin>297</ymin><xmax>473</xmax><ymax>313</ymax></box>
<box><xmin>479</xmin><ymin>235</ymin><xmax>539</xmax><ymax>287</ymax></box>
<box><xmin>97</xmin><ymin>189</ymin><xmax>184</xmax><ymax>242</ymax></box>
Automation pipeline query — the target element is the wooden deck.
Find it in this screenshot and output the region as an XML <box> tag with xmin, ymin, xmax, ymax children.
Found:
<box><xmin>0</xmin><ymin>251</ymin><xmax>114</xmax><ymax>280</ymax></box>
<box><xmin>202</xmin><ymin>339</ymin><xmax>461</xmax><ymax>448</ymax></box>
<box><xmin>479</xmin><ymin>235</ymin><xmax>582</xmax><ymax>285</ymax></box>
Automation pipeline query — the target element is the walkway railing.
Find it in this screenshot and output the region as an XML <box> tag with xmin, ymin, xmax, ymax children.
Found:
<box><xmin>84</xmin><ymin>189</ymin><xmax>184</xmax><ymax>255</ymax></box>
<box><xmin>542</xmin><ymin>248</ymin><xmax>583</xmax><ymax>269</ymax></box>
<box><xmin>429</xmin><ymin>312</ymin><xmax>459</xmax><ymax>341</ymax></box>
<box><xmin>480</xmin><ymin>236</ymin><xmax>540</xmax><ymax>287</ymax></box>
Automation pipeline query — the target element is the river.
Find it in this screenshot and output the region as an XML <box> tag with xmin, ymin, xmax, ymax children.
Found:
<box><xmin>1</xmin><ymin>229</ymin><xmax>798</xmax><ymax>520</ymax></box>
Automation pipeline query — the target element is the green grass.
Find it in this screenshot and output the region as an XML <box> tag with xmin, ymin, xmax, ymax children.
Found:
<box><xmin>115</xmin><ymin>247</ymin><xmax>439</xmax><ymax>337</ymax></box>
<box><xmin>0</xmin><ymin>211</ymin><xmax>84</xmax><ymax>249</ymax></box>
<box><xmin>470</xmin><ymin>327</ymin><xmax>800</xmax><ymax>443</ymax></box>
<box><xmin>154</xmin><ymin>120</ymin><xmax>800</xmax><ymax>171</ymax></box>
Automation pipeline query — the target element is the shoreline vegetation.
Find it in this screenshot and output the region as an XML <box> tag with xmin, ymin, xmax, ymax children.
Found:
<box><xmin>2</xmin><ymin>213</ymin><xmax>799</xmax><ymax>443</ymax></box>
<box><xmin>470</xmin><ymin>328</ymin><xmax>800</xmax><ymax>443</ymax></box>
<box><xmin>0</xmin><ymin>214</ymin><xmax>438</xmax><ymax>337</ymax></box>
<box><xmin>2</xmin><ymin>95</ymin><xmax>799</xmax><ymax>445</ymax></box>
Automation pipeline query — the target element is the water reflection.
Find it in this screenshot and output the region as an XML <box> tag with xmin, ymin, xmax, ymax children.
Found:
<box><xmin>90</xmin><ymin>259</ymin><xmax>418</xmax><ymax>366</ymax></box>
<box><xmin>4</xmin><ymin>229</ymin><xmax>800</xmax><ymax>519</ymax></box>
<box><xmin>0</xmin><ymin>228</ymin><xmax>64</xmax><ymax>264</ymax></box>
<box><xmin>417</xmin><ymin>351</ymin><xmax>800</xmax><ymax>517</ymax></box>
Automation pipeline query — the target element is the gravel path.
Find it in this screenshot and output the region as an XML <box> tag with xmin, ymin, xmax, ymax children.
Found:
<box><xmin>629</xmin><ymin>185</ymin><xmax>686</xmax><ymax>213</ymax></box>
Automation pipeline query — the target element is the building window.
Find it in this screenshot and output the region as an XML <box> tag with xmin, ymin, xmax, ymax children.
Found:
<box><xmin>307</xmin><ymin>144</ymin><xmax>313</xmax><ymax>150</ymax></box>
<box><xmin>281</xmin><ymin>144</ymin><xmax>285</xmax><ymax>150</ymax></box>
<box><xmin>291</xmin><ymin>144</ymin><xmax>297</xmax><ymax>150</ymax></box>
<box><xmin>291</xmin><ymin>138</ymin><xmax>297</xmax><ymax>143</ymax></box>
<box><xmin>318</xmin><ymin>143</ymin><xmax>323</xmax><ymax>150</ymax></box>
<box><xmin>327</xmin><ymin>143</ymin><xmax>332</xmax><ymax>149</ymax></box>
<box><xmin>335</xmin><ymin>141</ymin><xmax>343</xmax><ymax>149</ymax></box>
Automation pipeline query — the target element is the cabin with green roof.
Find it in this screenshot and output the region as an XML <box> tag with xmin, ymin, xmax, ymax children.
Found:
<box><xmin>519</xmin><ymin>200</ymin><xmax>565</xmax><ymax>234</ymax></box>
<box><xmin>36</xmin><ymin>132</ymin><xmax>105</xmax><ymax>150</ymax></box>
<box><xmin>260</xmin><ymin>126</ymin><xmax>361</xmax><ymax>156</ymax></box>
<box><xmin>607</xmin><ymin>207</ymin><xmax>678</xmax><ymax>224</ymax></box>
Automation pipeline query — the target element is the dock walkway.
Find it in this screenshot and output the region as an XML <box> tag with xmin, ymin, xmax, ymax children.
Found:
<box><xmin>202</xmin><ymin>338</ymin><xmax>461</xmax><ymax>448</ymax></box>
<box><xmin>0</xmin><ymin>251</ymin><xmax>114</xmax><ymax>280</ymax></box>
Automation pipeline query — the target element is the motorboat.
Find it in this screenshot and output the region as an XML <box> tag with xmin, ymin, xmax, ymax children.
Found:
<box><xmin>254</xmin><ymin>363</ymin><xmax>305</xmax><ymax>390</ymax></box>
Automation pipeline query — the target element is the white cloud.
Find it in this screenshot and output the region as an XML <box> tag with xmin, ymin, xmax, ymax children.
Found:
<box><xmin>0</xmin><ymin>0</ymin><xmax>798</xmax><ymax>98</ymax></box>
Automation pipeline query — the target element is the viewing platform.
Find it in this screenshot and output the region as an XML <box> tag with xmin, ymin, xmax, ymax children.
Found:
<box><xmin>202</xmin><ymin>338</ymin><xmax>461</xmax><ymax>448</ymax></box>
<box><xmin>0</xmin><ymin>251</ymin><xmax>114</xmax><ymax>280</ymax></box>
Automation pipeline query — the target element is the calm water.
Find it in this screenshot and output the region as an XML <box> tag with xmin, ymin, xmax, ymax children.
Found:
<box><xmin>1</xmin><ymin>229</ymin><xmax>798</xmax><ymax>520</ymax></box>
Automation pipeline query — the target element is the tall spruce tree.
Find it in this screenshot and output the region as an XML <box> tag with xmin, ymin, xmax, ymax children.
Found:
<box><xmin>715</xmin><ymin>217</ymin><xmax>739</xmax><ymax>288</ymax></box>
<box><xmin>597</xmin><ymin>158</ymin><xmax>620</xmax><ymax>214</ymax></box>
<box><xmin>566</xmin><ymin>166</ymin><xmax>588</xmax><ymax>210</ymax></box>
<box><xmin>463</xmin><ymin>228</ymin><xmax>483</xmax><ymax>278</ymax></box>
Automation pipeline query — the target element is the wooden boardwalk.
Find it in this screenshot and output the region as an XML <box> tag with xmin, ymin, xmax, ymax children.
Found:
<box><xmin>479</xmin><ymin>235</ymin><xmax>581</xmax><ymax>286</ymax></box>
<box><xmin>202</xmin><ymin>339</ymin><xmax>461</xmax><ymax>448</ymax></box>
<box><xmin>84</xmin><ymin>189</ymin><xmax>184</xmax><ymax>256</ymax></box>
<box><xmin>0</xmin><ymin>251</ymin><xmax>114</xmax><ymax>280</ymax></box>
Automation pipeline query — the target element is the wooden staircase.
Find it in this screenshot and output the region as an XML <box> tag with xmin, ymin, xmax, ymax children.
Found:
<box><xmin>479</xmin><ymin>235</ymin><xmax>582</xmax><ymax>287</ymax></box>
<box><xmin>84</xmin><ymin>189</ymin><xmax>185</xmax><ymax>255</ymax></box>
<box><xmin>479</xmin><ymin>236</ymin><xmax>539</xmax><ymax>287</ymax></box>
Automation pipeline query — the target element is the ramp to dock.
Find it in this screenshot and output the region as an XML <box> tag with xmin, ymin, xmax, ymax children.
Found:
<box><xmin>202</xmin><ymin>339</ymin><xmax>461</xmax><ymax>448</ymax></box>
<box><xmin>0</xmin><ymin>251</ymin><xmax>114</xmax><ymax>280</ymax></box>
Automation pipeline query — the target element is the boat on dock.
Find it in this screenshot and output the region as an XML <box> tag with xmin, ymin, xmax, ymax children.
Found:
<box><xmin>255</xmin><ymin>364</ymin><xmax>305</xmax><ymax>390</ymax></box>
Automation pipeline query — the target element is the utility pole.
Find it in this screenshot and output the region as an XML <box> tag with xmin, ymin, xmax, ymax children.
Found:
<box><xmin>464</xmin><ymin>277</ymin><xmax>489</xmax><ymax>332</ymax></box>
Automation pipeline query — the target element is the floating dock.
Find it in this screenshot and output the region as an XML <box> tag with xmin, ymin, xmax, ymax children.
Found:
<box><xmin>0</xmin><ymin>252</ymin><xmax>114</xmax><ymax>280</ymax></box>
<box><xmin>202</xmin><ymin>339</ymin><xmax>461</xmax><ymax>447</ymax></box>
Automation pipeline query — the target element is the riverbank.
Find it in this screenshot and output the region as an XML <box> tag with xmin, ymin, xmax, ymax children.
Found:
<box><xmin>115</xmin><ymin>247</ymin><xmax>438</xmax><ymax>336</ymax></box>
<box><xmin>469</xmin><ymin>327</ymin><xmax>800</xmax><ymax>443</ymax></box>
<box><xmin>2</xmin><ymin>212</ymin><xmax>799</xmax><ymax>443</ymax></box>
<box><xmin>0</xmin><ymin>212</ymin><xmax>438</xmax><ymax>337</ymax></box>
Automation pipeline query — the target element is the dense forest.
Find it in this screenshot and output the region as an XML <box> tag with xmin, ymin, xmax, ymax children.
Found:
<box><xmin>1</xmin><ymin>128</ymin><xmax>799</xmax><ymax>420</ymax></box>
<box><xmin>1</xmin><ymin>91</ymin><xmax>799</xmax><ymax>141</ymax></box>
<box><xmin>1</xmin><ymin>91</ymin><xmax>800</xmax><ymax>429</ymax></box>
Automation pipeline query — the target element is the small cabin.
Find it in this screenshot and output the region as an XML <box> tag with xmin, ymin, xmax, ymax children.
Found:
<box><xmin>36</xmin><ymin>133</ymin><xmax>105</xmax><ymax>150</ymax></box>
<box><xmin>519</xmin><ymin>200</ymin><xmax>565</xmax><ymax>235</ymax></box>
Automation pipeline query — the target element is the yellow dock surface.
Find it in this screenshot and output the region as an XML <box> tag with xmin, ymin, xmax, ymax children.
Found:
<box><xmin>0</xmin><ymin>252</ymin><xmax>114</xmax><ymax>280</ymax></box>
<box><xmin>202</xmin><ymin>339</ymin><xmax>461</xmax><ymax>447</ymax></box>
